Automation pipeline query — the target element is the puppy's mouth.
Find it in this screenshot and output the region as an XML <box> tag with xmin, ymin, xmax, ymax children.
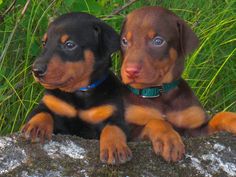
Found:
<box><xmin>123</xmin><ymin>79</ymin><xmax>152</xmax><ymax>89</ymax></box>
<box><xmin>123</xmin><ymin>78</ymin><xmax>138</xmax><ymax>85</ymax></box>
<box><xmin>122</xmin><ymin>67</ymin><xmax>173</xmax><ymax>89</ymax></box>
<box><xmin>122</xmin><ymin>76</ymin><xmax>144</xmax><ymax>88</ymax></box>
<box><xmin>122</xmin><ymin>75</ymin><xmax>164</xmax><ymax>89</ymax></box>
<box><xmin>34</xmin><ymin>76</ymin><xmax>74</xmax><ymax>89</ymax></box>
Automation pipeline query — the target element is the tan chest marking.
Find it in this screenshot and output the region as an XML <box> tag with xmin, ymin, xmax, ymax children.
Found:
<box><xmin>125</xmin><ymin>105</ymin><xmax>163</xmax><ymax>125</ymax></box>
<box><xmin>79</xmin><ymin>105</ymin><xmax>116</xmax><ymax>124</ymax></box>
<box><xmin>42</xmin><ymin>95</ymin><xmax>77</xmax><ymax>117</ymax></box>
<box><xmin>167</xmin><ymin>106</ymin><xmax>206</xmax><ymax>129</ymax></box>
<box><xmin>43</xmin><ymin>95</ymin><xmax>116</xmax><ymax>124</ymax></box>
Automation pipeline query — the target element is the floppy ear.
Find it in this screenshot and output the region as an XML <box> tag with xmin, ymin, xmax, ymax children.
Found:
<box><xmin>120</xmin><ymin>18</ymin><xmax>127</xmax><ymax>36</ymax></box>
<box><xmin>177</xmin><ymin>19</ymin><xmax>199</xmax><ymax>57</ymax></box>
<box><xmin>93</xmin><ymin>21</ymin><xmax>120</xmax><ymax>57</ymax></box>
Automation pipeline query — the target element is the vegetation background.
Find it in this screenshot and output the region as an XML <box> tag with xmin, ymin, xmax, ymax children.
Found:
<box><xmin>0</xmin><ymin>0</ymin><xmax>235</xmax><ymax>135</ymax></box>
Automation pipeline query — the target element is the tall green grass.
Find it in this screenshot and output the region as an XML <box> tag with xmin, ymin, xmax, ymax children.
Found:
<box><xmin>0</xmin><ymin>0</ymin><xmax>235</xmax><ymax>135</ymax></box>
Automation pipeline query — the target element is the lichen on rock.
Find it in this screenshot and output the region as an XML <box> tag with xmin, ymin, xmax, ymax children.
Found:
<box><xmin>0</xmin><ymin>133</ymin><xmax>235</xmax><ymax>177</ymax></box>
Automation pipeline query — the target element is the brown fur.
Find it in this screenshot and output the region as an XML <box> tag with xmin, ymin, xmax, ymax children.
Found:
<box><xmin>140</xmin><ymin>119</ymin><xmax>185</xmax><ymax>162</ymax></box>
<box><xmin>35</xmin><ymin>50</ymin><xmax>94</xmax><ymax>92</ymax></box>
<box><xmin>167</xmin><ymin>106</ymin><xmax>206</xmax><ymax>129</ymax></box>
<box><xmin>125</xmin><ymin>105</ymin><xmax>163</xmax><ymax>125</ymax></box>
<box><xmin>121</xmin><ymin>6</ymin><xmax>236</xmax><ymax>162</ymax></box>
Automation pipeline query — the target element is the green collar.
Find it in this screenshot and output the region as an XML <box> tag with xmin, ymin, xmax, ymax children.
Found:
<box><xmin>127</xmin><ymin>79</ymin><xmax>180</xmax><ymax>98</ymax></box>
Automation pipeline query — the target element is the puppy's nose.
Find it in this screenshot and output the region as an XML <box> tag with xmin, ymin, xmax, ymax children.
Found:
<box><xmin>32</xmin><ymin>64</ymin><xmax>47</xmax><ymax>78</ymax></box>
<box><xmin>125</xmin><ymin>66</ymin><xmax>141</xmax><ymax>79</ymax></box>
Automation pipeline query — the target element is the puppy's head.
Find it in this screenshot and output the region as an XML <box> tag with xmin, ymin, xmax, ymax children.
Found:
<box><xmin>33</xmin><ymin>12</ymin><xmax>119</xmax><ymax>92</ymax></box>
<box><xmin>120</xmin><ymin>7</ymin><xmax>199</xmax><ymax>89</ymax></box>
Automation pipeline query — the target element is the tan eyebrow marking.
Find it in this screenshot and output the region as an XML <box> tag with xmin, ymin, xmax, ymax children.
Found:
<box><xmin>126</xmin><ymin>32</ymin><xmax>132</xmax><ymax>40</ymax></box>
<box><xmin>60</xmin><ymin>34</ymin><xmax>70</xmax><ymax>43</ymax></box>
<box><xmin>43</xmin><ymin>33</ymin><xmax>48</xmax><ymax>42</ymax></box>
<box><xmin>147</xmin><ymin>30</ymin><xmax>157</xmax><ymax>39</ymax></box>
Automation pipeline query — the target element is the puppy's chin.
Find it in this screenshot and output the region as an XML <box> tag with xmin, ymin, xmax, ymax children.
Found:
<box><xmin>122</xmin><ymin>77</ymin><xmax>155</xmax><ymax>89</ymax></box>
<box><xmin>40</xmin><ymin>83</ymin><xmax>57</xmax><ymax>90</ymax></box>
<box><xmin>33</xmin><ymin>71</ymin><xmax>91</xmax><ymax>92</ymax></box>
<box><xmin>34</xmin><ymin>75</ymin><xmax>74</xmax><ymax>90</ymax></box>
<box><xmin>122</xmin><ymin>75</ymin><xmax>162</xmax><ymax>89</ymax></box>
<box><xmin>38</xmin><ymin>80</ymin><xmax>68</xmax><ymax>90</ymax></box>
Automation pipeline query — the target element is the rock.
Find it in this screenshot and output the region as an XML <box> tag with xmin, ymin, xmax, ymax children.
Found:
<box><xmin>0</xmin><ymin>133</ymin><xmax>235</xmax><ymax>177</ymax></box>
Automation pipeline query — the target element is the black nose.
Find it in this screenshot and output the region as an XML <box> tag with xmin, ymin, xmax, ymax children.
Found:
<box><xmin>32</xmin><ymin>64</ymin><xmax>47</xmax><ymax>78</ymax></box>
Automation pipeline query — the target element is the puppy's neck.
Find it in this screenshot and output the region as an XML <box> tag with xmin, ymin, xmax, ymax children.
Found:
<box><xmin>74</xmin><ymin>71</ymin><xmax>112</xmax><ymax>97</ymax></box>
<box><xmin>77</xmin><ymin>74</ymin><xmax>109</xmax><ymax>92</ymax></box>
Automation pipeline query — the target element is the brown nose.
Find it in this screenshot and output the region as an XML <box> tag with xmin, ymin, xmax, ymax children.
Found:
<box><xmin>125</xmin><ymin>66</ymin><xmax>141</xmax><ymax>79</ymax></box>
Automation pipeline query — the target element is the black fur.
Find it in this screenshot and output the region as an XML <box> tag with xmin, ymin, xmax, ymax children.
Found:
<box><xmin>26</xmin><ymin>12</ymin><xmax>129</xmax><ymax>140</ymax></box>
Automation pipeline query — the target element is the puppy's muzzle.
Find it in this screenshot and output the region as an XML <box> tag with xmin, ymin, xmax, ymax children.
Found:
<box><xmin>32</xmin><ymin>61</ymin><xmax>47</xmax><ymax>78</ymax></box>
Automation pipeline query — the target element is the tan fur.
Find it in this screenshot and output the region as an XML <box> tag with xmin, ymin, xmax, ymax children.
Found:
<box><xmin>79</xmin><ymin>105</ymin><xmax>117</xmax><ymax>124</ymax></box>
<box><xmin>167</xmin><ymin>106</ymin><xmax>206</xmax><ymax>129</ymax></box>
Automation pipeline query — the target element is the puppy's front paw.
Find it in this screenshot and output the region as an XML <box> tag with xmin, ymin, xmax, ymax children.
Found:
<box><xmin>141</xmin><ymin>119</ymin><xmax>185</xmax><ymax>162</ymax></box>
<box><xmin>151</xmin><ymin>130</ymin><xmax>185</xmax><ymax>162</ymax></box>
<box><xmin>21</xmin><ymin>112</ymin><xmax>53</xmax><ymax>144</ymax></box>
<box><xmin>209</xmin><ymin>112</ymin><xmax>236</xmax><ymax>134</ymax></box>
<box><xmin>100</xmin><ymin>125</ymin><xmax>132</xmax><ymax>165</ymax></box>
<box><xmin>100</xmin><ymin>142</ymin><xmax>132</xmax><ymax>165</ymax></box>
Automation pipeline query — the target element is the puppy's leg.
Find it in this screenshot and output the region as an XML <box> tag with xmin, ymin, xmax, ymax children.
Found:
<box><xmin>208</xmin><ymin>112</ymin><xmax>236</xmax><ymax>134</ymax></box>
<box><xmin>21</xmin><ymin>103</ymin><xmax>53</xmax><ymax>143</ymax></box>
<box><xmin>125</xmin><ymin>105</ymin><xmax>185</xmax><ymax>162</ymax></box>
<box><xmin>141</xmin><ymin>119</ymin><xmax>185</xmax><ymax>162</ymax></box>
<box><xmin>100</xmin><ymin>125</ymin><xmax>132</xmax><ymax>165</ymax></box>
<box><xmin>167</xmin><ymin>107</ymin><xmax>236</xmax><ymax>136</ymax></box>
<box><xmin>167</xmin><ymin>106</ymin><xmax>207</xmax><ymax>129</ymax></box>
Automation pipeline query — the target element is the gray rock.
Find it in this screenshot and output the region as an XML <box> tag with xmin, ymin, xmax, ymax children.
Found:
<box><xmin>0</xmin><ymin>133</ymin><xmax>235</xmax><ymax>177</ymax></box>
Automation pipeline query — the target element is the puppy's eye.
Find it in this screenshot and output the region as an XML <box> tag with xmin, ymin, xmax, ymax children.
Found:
<box><xmin>152</xmin><ymin>36</ymin><xmax>165</xmax><ymax>47</ymax></box>
<box><xmin>64</xmin><ymin>40</ymin><xmax>77</xmax><ymax>50</ymax></box>
<box><xmin>121</xmin><ymin>37</ymin><xmax>128</xmax><ymax>47</ymax></box>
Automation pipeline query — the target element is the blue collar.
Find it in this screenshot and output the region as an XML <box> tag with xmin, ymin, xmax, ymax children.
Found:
<box><xmin>78</xmin><ymin>74</ymin><xmax>108</xmax><ymax>92</ymax></box>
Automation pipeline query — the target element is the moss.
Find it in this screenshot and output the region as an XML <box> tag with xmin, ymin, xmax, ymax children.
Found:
<box><xmin>1</xmin><ymin>133</ymin><xmax>236</xmax><ymax>177</ymax></box>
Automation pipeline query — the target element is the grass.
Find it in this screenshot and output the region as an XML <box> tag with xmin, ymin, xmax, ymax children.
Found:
<box><xmin>0</xmin><ymin>0</ymin><xmax>235</xmax><ymax>135</ymax></box>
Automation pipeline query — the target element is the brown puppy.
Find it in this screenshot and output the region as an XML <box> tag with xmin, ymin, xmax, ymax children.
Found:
<box><xmin>120</xmin><ymin>6</ymin><xmax>236</xmax><ymax>162</ymax></box>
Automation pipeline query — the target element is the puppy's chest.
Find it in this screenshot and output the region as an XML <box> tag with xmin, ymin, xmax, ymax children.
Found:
<box><xmin>125</xmin><ymin>93</ymin><xmax>189</xmax><ymax>123</ymax></box>
<box><xmin>125</xmin><ymin>93</ymin><xmax>206</xmax><ymax>130</ymax></box>
<box><xmin>126</xmin><ymin>93</ymin><xmax>168</xmax><ymax>113</ymax></box>
<box><xmin>42</xmin><ymin>94</ymin><xmax>116</xmax><ymax>124</ymax></box>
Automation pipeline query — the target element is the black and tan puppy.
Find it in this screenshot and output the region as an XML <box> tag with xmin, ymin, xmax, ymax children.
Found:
<box><xmin>21</xmin><ymin>12</ymin><xmax>132</xmax><ymax>165</ymax></box>
<box><xmin>120</xmin><ymin>6</ymin><xmax>236</xmax><ymax>162</ymax></box>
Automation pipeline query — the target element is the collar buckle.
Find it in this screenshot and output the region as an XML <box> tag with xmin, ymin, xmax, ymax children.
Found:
<box><xmin>157</xmin><ymin>86</ymin><xmax>164</xmax><ymax>93</ymax></box>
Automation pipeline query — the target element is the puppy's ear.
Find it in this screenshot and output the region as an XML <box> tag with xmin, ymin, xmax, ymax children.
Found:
<box><xmin>93</xmin><ymin>21</ymin><xmax>120</xmax><ymax>57</ymax></box>
<box><xmin>177</xmin><ymin>19</ymin><xmax>199</xmax><ymax>56</ymax></box>
<box><xmin>120</xmin><ymin>18</ymin><xmax>127</xmax><ymax>36</ymax></box>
